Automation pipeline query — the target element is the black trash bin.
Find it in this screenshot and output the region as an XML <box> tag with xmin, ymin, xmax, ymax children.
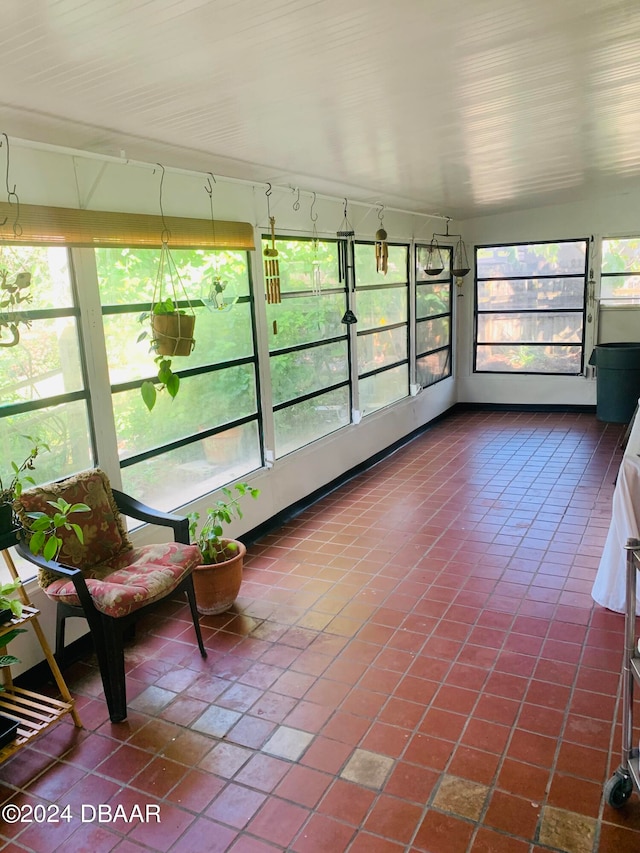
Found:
<box><xmin>589</xmin><ymin>342</ymin><xmax>640</xmax><ymax>423</ymax></box>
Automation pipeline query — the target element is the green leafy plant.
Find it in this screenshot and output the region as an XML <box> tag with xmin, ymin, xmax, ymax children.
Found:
<box><xmin>24</xmin><ymin>497</ymin><xmax>91</xmax><ymax>562</ymax></box>
<box><xmin>0</xmin><ymin>436</ymin><xmax>49</xmax><ymax>505</ymax></box>
<box><xmin>0</xmin><ymin>578</ymin><xmax>23</xmax><ymax>619</ymax></box>
<box><xmin>140</xmin><ymin>355</ymin><xmax>180</xmax><ymax>412</ymax></box>
<box><xmin>0</xmin><ymin>580</ymin><xmax>27</xmax><ymax>686</ymax></box>
<box><xmin>137</xmin><ymin>299</ymin><xmax>190</xmax><ymax>411</ymax></box>
<box><xmin>188</xmin><ymin>482</ymin><xmax>260</xmax><ymax>565</ymax></box>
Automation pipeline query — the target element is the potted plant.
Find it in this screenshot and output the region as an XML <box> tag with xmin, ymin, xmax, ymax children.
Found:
<box><xmin>0</xmin><ymin>578</ymin><xmax>23</xmax><ymax>623</ymax></box>
<box><xmin>148</xmin><ymin>298</ymin><xmax>196</xmax><ymax>357</ymax></box>
<box><xmin>188</xmin><ymin>482</ymin><xmax>260</xmax><ymax>615</ymax></box>
<box><xmin>138</xmin><ymin>299</ymin><xmax>195</xmax><ymax>411</ymax></box>
<box><xmin>0</xmin><ymin>437</ymin><xmax>47</xmax><ymax>536</ymax></box>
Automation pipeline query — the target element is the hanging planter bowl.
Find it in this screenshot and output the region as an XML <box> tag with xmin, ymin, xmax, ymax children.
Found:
<box><xmin>452</xmin><ymin>236</ymin><xmax>471</xmax><ymax>277</ymax></box>
<box><xmin>424</xmin><ymin>239</ymin><xmax>445</xmax><ymax>276</ymax></box>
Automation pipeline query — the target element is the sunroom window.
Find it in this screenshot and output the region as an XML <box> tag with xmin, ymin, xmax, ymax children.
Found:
<box><xmin>354</xmin><ymin>242</ymin><xmax>409</xmax><ymax>414</ymax></box>
<box><xmin>415</xmin><ymin>244</ymin><xmax>453</xmax><ymax>387</ymax></box>
<box><xmin>96</xmin><ymin>246</ymin><xmax>262</xmax><ymax>510</ymax></box>
<box><xmin>475</xmin><ymin>240</ymin><xmax>587</xmax><ymax>374</ymax></box>
<box><xmin>264</xmin><ymin>237</ymin><xmax>350</xmax><ymax>457</ymax></box>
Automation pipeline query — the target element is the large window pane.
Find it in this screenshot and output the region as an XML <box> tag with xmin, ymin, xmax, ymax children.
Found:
<box><xmin>359</xmin><ymin>364</ymin><xmax>408</xmax><ymax>415</ymax></box>
<box><xmin>476</xmin><ymin>242</ymin><xmax>587</xmax><ymax>277</ymax></box>
<box><xmin>417</xmin><ymin>350</ymin><xmax>451</xmax><ymax>387</ymax></box>
<box><xmin>601</xmin><ymin>238</ymin><xmax>640</xmax><ymax>304</ymax></box>
<box><xmin>355</xmin><ymin>244</ymin><xmax>407</xmax><ymax>285</ymax></box>
<box><xmin>0</xmin><ymin>403</ymin><xmax>92</xmax><ymax>483</ymax></box>
<box><xmin>417</xmin><ymin>317</ymin><xmax>450</xmax><ymax>354</ymax></box>
<box><xmin>1</xmin><ymin>317</ymin><xmax>85</xmax><ymax>400</ymax></box>
<box><xmin>417</xmin><ymin>281</ymin><xmax>451</xmax><ymax>319</ymax></box>
<box><xmin>113</xmin><ymin>365</ymin><xmax>258</xmax><ymax>459</ymax></box>
<box><xmin>267</xmin><ymin>293</ymin><xmax>345</xmax><ymax>350</ymax></box>
<box><xmin>267</xmin><ymin>239</ymin><xmax>339</xmax><ymax>293</ymax></box>
<box><xmin>358</xmin><ymin>328</ymin><xmax>407</xmax><ymax>374</ymax></box>
<box><xmin>274</xmin><ymin>388</ymin><xmax>350</xmax><ymax>457</ymax></box>
<box><xmin>97</xmin><ymin>246</ymin><xmax>261</xmax><ymax>505</ymax></box>
<box><xmin>265</xmin><ymin>236</ymin><xmax>350</xmax><ymax>458</ymax></box>
<box><xmin>477</xmin><ymin>278</ymin><xmax>584</xmax><ymax>310</ymax></box>
<box><xmin>103</xmin><ymin>303</ymin><xmax>256</xmax><ymax>384</ymax></box>
<box><xmin>354</xmin><ymin>242</ymin><xmax>409</xmax><ymax>415</ymax></box>
<box><xmin>475</xmin><ymin>240</ymin><xmax>587</xmax><ymax>375</ymax></box>
<box><xmin>415</xmin><ymin>244</ymin><xmax>452</xmax><ymax>387</ymax></box>
<box><xmin>476</xmin><ymin>345</ymin><xmax>582</xmax><ymax>373</ymax></box>
<box><xmin>271</xmin><ymin>342</ymin><xmax>349</xmax><ymax>407</ymax></box>
<box><xmin>477</xmin><ymin>313</ymin><xmax>583</xmax><ymax>344</ymax></box>
<box><xmin>0</xmin><ymin>246</ymin><xmax>93</xmax><ymax>483</ymax></box>
<box><xmin>121</xmin><ymin>421</ymin><xmax>261</xmax><ymax>511</ymax></box>
<box><xmin>356</xmin><ymin>289</ymin><xmax>407</xmax><ymax>331</ymax></box>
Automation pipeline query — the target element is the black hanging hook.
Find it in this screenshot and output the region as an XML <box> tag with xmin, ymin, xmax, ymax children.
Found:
<box><xmin>310</xmin><ymin>191</ymin><xmax>318</xmax><ymax>223</ymax></box>
<box><xmin>0</xmin><ymin>134</ymin><xmax>11</xmax><ymax>228</ymax></box>
<box><xmin>265</xmin><ymin>182</ymin><xmax>273</xmax><ymax>219</ymax></box>
<box><xmin>205</xmin><ymin>173</ymin><xmax>217</xmax><ymax>246</ymax></box>
<box><xmin>204</xmin><ymin>172</ymin><xmax>216</xmax><ymax>197</ymax></box>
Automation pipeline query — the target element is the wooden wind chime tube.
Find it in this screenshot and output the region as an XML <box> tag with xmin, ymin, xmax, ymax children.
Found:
<box><xmin>264</xmin><ymin>216</ymin><xmax>281</xmax><ymax>304</ymax></box>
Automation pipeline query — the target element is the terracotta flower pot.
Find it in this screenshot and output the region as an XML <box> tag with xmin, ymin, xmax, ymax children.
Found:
<box><xmin>151</xmin><ymin>313</ymin><xmax>196</xmax><ymax>356</ymax></box>
<box><xmin>193</xmin><ymin>538</ymin><xmax>246</xmax><ymax>615</ymax></box>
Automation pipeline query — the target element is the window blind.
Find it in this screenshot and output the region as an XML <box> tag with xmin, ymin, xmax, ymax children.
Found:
<box><xmin>0</xmin><ymin>202</ymin><xmax>254</xmax><ymax>250</ymax></box>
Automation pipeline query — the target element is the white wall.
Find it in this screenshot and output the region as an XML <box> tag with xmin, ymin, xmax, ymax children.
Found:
<box><xmin>5</xmin><ymin>140</ymin><xmax>457</xmax><ymax>674</ymax></box>
<box><xmin>457</xmin><ymin>189</ymin><xmax>640</xmax><ymax>405</ymax></box>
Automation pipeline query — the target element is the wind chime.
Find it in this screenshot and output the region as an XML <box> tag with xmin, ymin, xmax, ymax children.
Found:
<box><xmin>375</xmin><ymin>205</ymin><xmax>388</xmax><ymax>275</ymax></box>
<box><xmin>263</xmin><ymin>184</ymin><xmax>281</xmax><ymax>304</ymax></box>
<box><xmin>337</xmin><ymin>198</ymin><xmax>357</xmax><ymax>325</ymax></box>
<box><xmin>336</xmin><ymin>197</ymin><xmax>355</xmax><ymax>286</ymax></box>
<box><xmin>310</xmin><ymin>192</ymin><xmax>321</xmax><ymax>295</ymax></box>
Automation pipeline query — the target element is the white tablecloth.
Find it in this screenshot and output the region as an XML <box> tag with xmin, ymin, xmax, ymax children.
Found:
<box><xmin>592</xmin><ymin>405</ymin><xmax>640</xmax><ymax>614</ymax></box>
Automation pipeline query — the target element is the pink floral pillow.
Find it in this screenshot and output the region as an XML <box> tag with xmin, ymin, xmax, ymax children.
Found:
<box><xmin>15</xmin><ymin>468</ymin><xmax>131</xmax><ymax>571</ymax></box>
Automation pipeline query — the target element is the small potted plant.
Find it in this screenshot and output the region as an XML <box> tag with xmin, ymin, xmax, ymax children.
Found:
<box><xmin>0</xmin><ymin>578</ymin><xmax>23</xmax><ymax>624</ymax></box>
<box><xmin>147</xmin><ymin>298</ymin><xmax>196</xmax><ymax>357</ymax></box>
<box><xmin>188</xmin><ymin>482</ymin><xmax>260</xmax><ymax>615</ymax></box>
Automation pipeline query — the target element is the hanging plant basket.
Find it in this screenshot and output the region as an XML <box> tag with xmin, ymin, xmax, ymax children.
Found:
<box><xmin>151</xmin><ymin>310</ymin><xmax>196</xmax><ymax>356</ymax></box>
<box><xmin>148</xmin><ymin>241</ymin><xmax>196</xmax><ymax>356</ymax></box>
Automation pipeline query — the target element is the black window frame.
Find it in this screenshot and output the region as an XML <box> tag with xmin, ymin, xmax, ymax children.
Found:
<box><xmin>474</xmin><ymin>238</ymin><xmax>588</xmax><ymax>376</ymax></box>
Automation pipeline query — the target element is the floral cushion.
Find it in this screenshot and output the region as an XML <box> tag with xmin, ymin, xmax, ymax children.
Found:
<box><xmin>42</xmin><ymin>541</ymin><xmax>203</xmax><ymax>618</ymax></box>
<box><xmin>15</xmin><ymin>468</ymin><xmax>131</xmax><ymax>574</ymax></box>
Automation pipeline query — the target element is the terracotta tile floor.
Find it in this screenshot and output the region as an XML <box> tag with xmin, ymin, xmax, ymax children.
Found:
<box><xmin>2</xmin><ymin>409</ymin><xmax>640</xmax><ymax>852</ymax></box>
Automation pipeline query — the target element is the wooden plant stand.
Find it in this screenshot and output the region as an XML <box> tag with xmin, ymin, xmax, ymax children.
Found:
<box><xmin>0</xmin><ymin>539</ymin><xmax>81</xmax><ymax>763</ymax></box>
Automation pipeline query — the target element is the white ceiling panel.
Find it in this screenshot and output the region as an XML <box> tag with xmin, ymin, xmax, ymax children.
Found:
<box><xmin>1</xmin><ymin>0</ymin><xmax>640</xmax><ymax>218</ymax></box>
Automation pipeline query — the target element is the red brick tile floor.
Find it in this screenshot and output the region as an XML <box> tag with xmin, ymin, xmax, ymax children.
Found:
<box><xmin>2</xmin><ymin>409</ymin><xmax>640</xmax><ymax>852</ymax></box>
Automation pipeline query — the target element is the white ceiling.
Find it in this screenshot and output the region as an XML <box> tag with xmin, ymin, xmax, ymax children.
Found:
<box><xmin>2</xmin><ymin>0</ymin><xmax>640</xmax><ymax>219</ymax></box>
